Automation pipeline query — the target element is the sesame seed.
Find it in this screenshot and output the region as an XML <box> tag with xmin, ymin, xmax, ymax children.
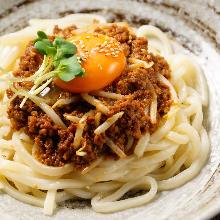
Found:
<box><xmin>103</xmin><ymin>41</ymin><xmax>108</xmax><ymax>45</ymax></box>
<box><xmin>98</xmin><ymin>64</ymin><xmax>103</xmax><ymax>70</ymax></box>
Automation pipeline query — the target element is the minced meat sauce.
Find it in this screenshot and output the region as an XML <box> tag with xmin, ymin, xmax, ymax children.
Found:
<box><xmin>7</xmin><ymin>24</ymin><xmax>172</xmax><ymax>169</ymax></box>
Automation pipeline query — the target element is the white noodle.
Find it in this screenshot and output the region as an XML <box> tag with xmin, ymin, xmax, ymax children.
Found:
<box><xmin>44</xmin><ymin>190</ymin><xmax>57</xmax><ymax>215</ymax></box>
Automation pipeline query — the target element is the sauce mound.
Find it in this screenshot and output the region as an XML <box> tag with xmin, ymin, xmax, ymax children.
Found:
<box><xmin>7</xmin><ymin>24</ymin><xmax>172</xmax><ymax>169</ymax></box>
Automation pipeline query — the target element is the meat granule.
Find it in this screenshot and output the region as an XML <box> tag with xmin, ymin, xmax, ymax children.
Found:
<box><xmin>95</xmin><ymin>24</ymin><xmax>135</xmax><ymax>56</ymax></box>
<box><xmin>7</xmin><ymin>24</ymin><xmax>172</xmax><ymax>169</ymax></box>
<box><xmin>53</xmin><ymin>25</ymin><xmax>77</xmax><ymax>39</ymax></box>
<box><xmin>13</xmin><ymin>42</ymin><xmax>43</xmax><ymax>78</ymax></box>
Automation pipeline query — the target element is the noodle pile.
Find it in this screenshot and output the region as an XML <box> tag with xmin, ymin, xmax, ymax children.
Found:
<box><xmin>0</xmin><ymin>14</ymin><xmax>209</xmax><ymax>215</ymax></box>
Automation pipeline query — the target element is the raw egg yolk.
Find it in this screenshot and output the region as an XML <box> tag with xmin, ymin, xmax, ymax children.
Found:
<box><xmin>54</xmin><ymin>33</ymin><xmax>126</xmax><ymax>93</ymax></box>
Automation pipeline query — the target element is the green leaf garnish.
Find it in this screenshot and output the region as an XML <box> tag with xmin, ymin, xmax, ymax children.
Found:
<box><xmin>34</xmin><ymin>31</ymin><xmax>84</xmax><ymax>83</ymax></box>
<box><xmin>35</xmin><ymin>40</ymin><xmax>56</xmax><ymax>56</ymax></box>
<box><xmin>54</xmin><ymin>37</ymin><xmax>77</xmax><ymax>56</ymax></box>
<box><xmin>56</xmin><ymin>55</ymin><xmax>85</xmax><ymax>82</ymax></box>
<box><xmin>34</xmin><ymin>31</ymin><xmax>49</xmax><ymax>43</ymax></box>
<box><xmin>37</xmin><ymin>31</ymin><xmax>48</xmax><ymax>39</ymax></box>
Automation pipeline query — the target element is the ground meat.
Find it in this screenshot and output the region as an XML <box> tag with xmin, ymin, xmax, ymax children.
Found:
<box><xmin>6</xmin><ymin>41</ymin><xmax>43</xmax><ymax>96</ymax></box>
<box><xmin>109</xmin><ymin>96</ymin><xmax>151</xmax><ymax>138</ymax></box>
<box><xmin>95</xmin><ymin>24</ymin><xmax>135</xmax><ymax>57</ymax></box>
<box><xmin>7</xmin><ymin>98</ymin><xmax>39</xmax><ymax>130</ymax></box>
<box><xmin>32</xmin><ymin>113</ymin><xmax>75</xmax><ymax>167</ymax></box>
<box><xmin>7</xmin><ymin>24</ymin><xmax>172</xmax><ymax>169</ymax></box>
<box><xmin>8</xmin><ymin>97</ymin><xmax>105</xmax><ymax>167</ymax></box>
<box><xmin>130</xmin><ymin>37</ymin><xmax>149</xmax><ymax>60</ymax></box>
<box><xmin>13</xmin><ymin>42</ymin><xmax>43</xmax><ymax>78</ymax></box>
<box><xmin>53</xmin><ymin>25</ymin><xmax>77</xmax><ymax>39</ymax></box>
